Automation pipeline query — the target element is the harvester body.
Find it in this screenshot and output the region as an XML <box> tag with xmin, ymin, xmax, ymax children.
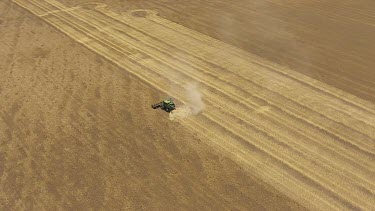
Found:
<box><xmin>151</xmin><ymin>98</ymin><xmax>176</xmax><ymax>113</ymax></box>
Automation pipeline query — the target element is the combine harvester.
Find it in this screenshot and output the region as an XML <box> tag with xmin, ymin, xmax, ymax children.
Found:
<box><xmin>151</xmin><ymin>98</ymin><xmax>176</xmax><ymax>113</ymax></box>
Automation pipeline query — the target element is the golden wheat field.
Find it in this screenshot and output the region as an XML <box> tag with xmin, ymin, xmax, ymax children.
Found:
<box><xmin>1</xmin><ymin>0</ymin><xmax>374</xmax><ymax>210</ymax></box>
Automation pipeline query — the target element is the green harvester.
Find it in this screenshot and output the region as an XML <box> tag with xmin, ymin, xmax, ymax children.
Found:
<box><xmin>151</xmin><ymin>98</ymin><xmax>176</xmax><ymax>113</ymax></box>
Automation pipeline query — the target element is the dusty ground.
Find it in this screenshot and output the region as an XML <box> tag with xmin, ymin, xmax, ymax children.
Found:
<box><xmin>1</xmin><ymin>0</ymin><xmax>374</xmax><ymax>210</ymax></box>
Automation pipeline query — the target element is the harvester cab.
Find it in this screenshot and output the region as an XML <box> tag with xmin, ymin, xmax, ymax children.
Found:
<box><xmin>151</xmin><ymin>97</ymin><xmax>176</xmax><ymax>113</ymax></box>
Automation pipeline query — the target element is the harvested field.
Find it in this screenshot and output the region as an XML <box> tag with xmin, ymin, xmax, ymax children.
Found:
<box><xmin>1</xmin><ymin>0</ymin><xmax>374</xmax><ymax>210</ymax></box>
